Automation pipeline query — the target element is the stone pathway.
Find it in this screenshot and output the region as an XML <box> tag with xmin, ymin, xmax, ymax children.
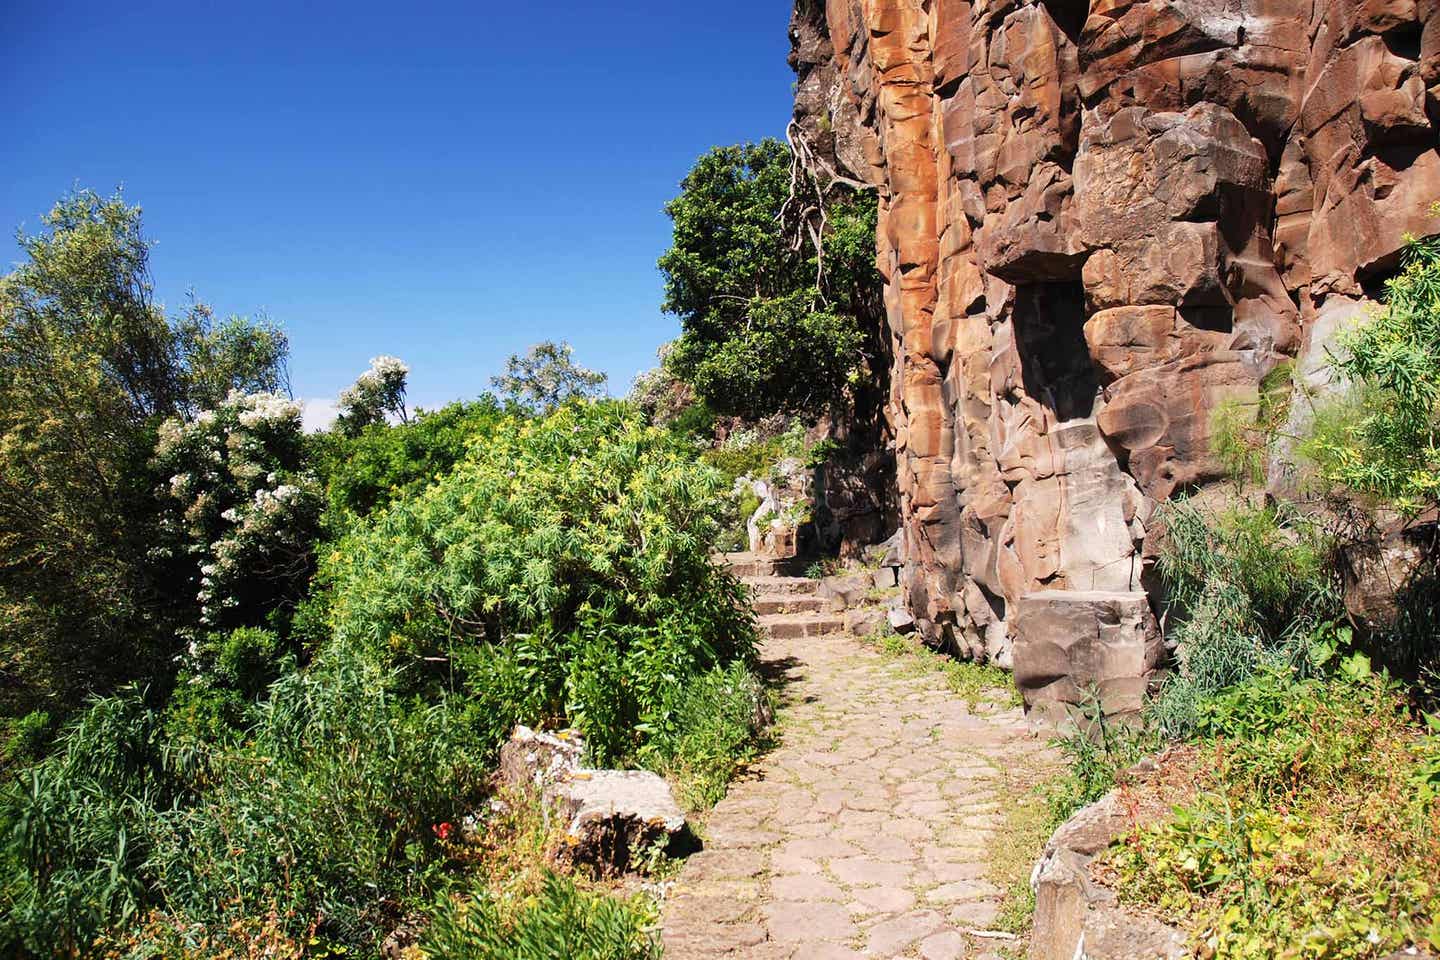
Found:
<box><xmin>660</xmin><ymin>556</ymin><xmax>1057</xmax><ymax>959</ymax></box>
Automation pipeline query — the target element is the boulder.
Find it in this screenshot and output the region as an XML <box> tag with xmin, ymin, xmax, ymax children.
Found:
<box><xmin>497</xmin><ymin>727</ymin><xmax>689</xmax><ymax>875</ymax></box>
<box><xmin>871</xmin><ymin>527</ymin><xmax>904</xmax><ymax>568</ymax></box>
<box><xmin>1340</xmin><ymin>520</ymin><xmax>1438</xmax><ymax>631</ymax></box>
<box><xmin>1011</xmin><ymin>591</ymin><xmax>1164</xmax><ymax>725</ymax></box>
<box><xmin>818</xmin><ymin>572</ymin><xmax>871</xmax><ymax>611</ymax></box>
<box><xmin>1031</xmin><ymin>791</ymin><xmax>1186</xmax><ymax>960</ymax></box>
<box><xmin>846</xmin><ymin>606</ymin><xmax>888</xmax><ymax>638</ymax></box>
<box><xmin>548</xmin><ymin>769</ymin><xmax>688</xmax><ymax>875</ymax></box>
<box><xmin>888</xmin><ymin>604</ymin><xmax>917</xmax><ymax>635</ymax></box>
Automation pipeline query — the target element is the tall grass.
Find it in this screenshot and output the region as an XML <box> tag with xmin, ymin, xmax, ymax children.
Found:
<box><xmin>1148</xmin><ymin>500</ymin><xmax>1343</xmax><ymax>737</ymax></box>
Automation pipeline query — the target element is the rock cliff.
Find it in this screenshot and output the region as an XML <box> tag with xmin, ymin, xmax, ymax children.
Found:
<box><xmin>789</xmin><ymin>0</ymin><xmax>1439</xmax><ymax>715</ymax></box>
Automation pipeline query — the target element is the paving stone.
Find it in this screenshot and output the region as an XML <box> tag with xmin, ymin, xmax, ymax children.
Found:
<box><xmin>659</xmin><ymin>577</ymin><xmax>1059</xmax><ymax>960</ymax></box>
<box><xmin>794</xmin><ymin>944</ymin><xmax>868</xmax><ymax>960</ymax></box>
<box><xmin>763</xmin><ymin>900</ymin><xmax>857</xmax><ymax>941</ymax></box>
<box><xmin>770</xmin><ymin>851</ymin><xmax>822</xmax><ymax>875</ymax></box>
<box><xmin>848</xmin><ymin>884</ymin><xmax>917</xmax><ymax>914</ymax></box>
<box><xmin>865</xmin><ymin>908</ymin><xmax>947</xmax><ymax>954</ymax></box>
<box><xmin>919</xmin><ymin>860</ymin><xmax>989</xmax><ymax>884</ymax></box>
<box><xmin>857</xmin><ymin>834</ymin><xmax>918</xmax><ymax>860</ymax></box>
<box><xmin>947</xmin><ymin>898</ymin><xmax>1002</xmax><ymax>927</ymax></box>
<box><xmin>829</xmin><ymin>856</ymin><xmax>912</xmax><ymax>887</ymax></box>
<box><xmin>684</xmin><ymin>848</ymin><xmax>767</xmax><ymax>881</ymax></box>
<box><xmin>925</xmin><ymin>878</ymin><xmax>1003</xmax><ymax>903</ymax></box>
<box><xmin>780</xmin><ymin>836</ymin><xmax>863</xmax><ymax>860</ymax></box>
<box><xmin>771</xmin><ymin>873</ymin><xmax>844</xmax><ymax>901</ymax></box>
<box><xmin>919</xmin><ymin>929</ymin><xmax>970</xmax><ymax>959</ymax></box>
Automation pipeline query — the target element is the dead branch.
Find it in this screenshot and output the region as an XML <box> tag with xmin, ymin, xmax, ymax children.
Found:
<box><xmin>781</xmin><ymin>118</ymin><xmax>877</xmax><ymax>305</ymax></box>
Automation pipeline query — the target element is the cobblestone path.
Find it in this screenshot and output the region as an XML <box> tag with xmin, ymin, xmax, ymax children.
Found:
<box><xmin>661</xmin><ymin>560</ymin><xmax>1056</xmax><ymax>959</ymax></box>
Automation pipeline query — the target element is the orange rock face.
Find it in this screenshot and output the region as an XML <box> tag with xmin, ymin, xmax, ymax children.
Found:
<box><xmin>789</xmin><ymin>0</ymin><xmax>1439</xmax><ymax>670</ymax></box>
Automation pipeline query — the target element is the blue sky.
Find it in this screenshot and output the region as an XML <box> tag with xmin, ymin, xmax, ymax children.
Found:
<box><xmin>2</xmin><ymin>1</ymin><xmax>796</xmax><ymax>423</ymax></box>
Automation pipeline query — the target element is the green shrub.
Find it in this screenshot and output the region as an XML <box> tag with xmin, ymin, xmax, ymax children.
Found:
<box><xmin>0</xmin><ymin>691</ymin><xmax>181</xmax><ymax>956</ymax></box>
<box><xmin>1303</xmin><ymin>228</ymin><xmax>1440</xmax><ymax>514</ymax></box>
<box><xmin>701</xmin><ymin>420</ymin><xmax>806</xmax><ymax>483</ymax></box>
<box><xmin>640</xmin><ymin>661</ymin><xmax>772</xmax><ymax>809</ymax></box>
<box><xmin>0</xmin><ymin>654</ymin><xmax>489</xmax><ymax>955</ymax></box>
<box><xmin>422</xmin><ymin>872</ymin><xmax>659</xmax><ymax>960</ymax></box>
<box><xmin>159</xmin><ymin>627</ymin><xmax>289</xmax><ymax>746</ymax></box>
<box><xmin>1149</xmin><ymin>500</ymin><xmax>1343</xmax><ymax>737</ymax></box>
<box><xmin>145</xmin><ymin>654</ymin><xmax>487</xmax><ymax>947</ymax></box>
<box><xmin>314</xmin><ymin>396</ymin><xmax>509</xmax><ymax>527</ymax></box>
<box><xmin>1109</xmin><ymin>668</ymin><xmax>1440</xmax><ymax>958</ymax></box>
<box><xmin>323</xmin><ymin>401</ymin><xmax>757</xmax><ymax>764</ymax></box>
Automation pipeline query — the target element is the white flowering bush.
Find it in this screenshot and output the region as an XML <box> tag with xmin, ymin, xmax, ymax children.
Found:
<box><xmin>152</xmin><ymin>390</ymin><xmax>322</xmax><ymax>634</ymax></box>
<box><xmin>336</xmin><ymin>354</ymin><xmax>409</xmax><ymax>436</ymax></box>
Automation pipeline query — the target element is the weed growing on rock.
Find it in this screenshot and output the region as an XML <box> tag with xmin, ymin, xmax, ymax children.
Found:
<box><xmin>1149</xmin><ymin>499</ymin><xmax>1342</xmax><ymax>738</ymax></box>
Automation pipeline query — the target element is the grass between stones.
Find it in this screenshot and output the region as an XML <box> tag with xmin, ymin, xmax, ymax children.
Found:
<box><xmin>863</xmin><ymin>629</ymin><xmax>1023</xmax><ymax>709</ymax></box>
<box><xmin>986</xmin><ymin>781</ymin><xmax>1056</xmax><ymax>936</ymax></box>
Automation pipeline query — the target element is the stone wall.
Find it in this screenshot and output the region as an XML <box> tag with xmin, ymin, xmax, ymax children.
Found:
<box><xmin>789</xmin><ymin>0</ymin><xmax>1440</xmax><ymax>707</ymax></box>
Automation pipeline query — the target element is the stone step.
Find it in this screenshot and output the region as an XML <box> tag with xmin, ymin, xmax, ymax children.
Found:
<box><xmin>753</xmin><ymin>595</ymin><xmax>829</xmax><ymax>616</ymax></box>
<box><xmin>742</xmin><ymin>575</ymin><xmax>820</xmax><ymax>596</ymax></box>
<box><xmin>720</xmin><ymin>551</ymin><xmax>808</xmax><ymax>578</ymax></box>
<box><xmin>759</xmin><ymin>612</ymin><xmax>847</xmax><ymax>639</ymax></box>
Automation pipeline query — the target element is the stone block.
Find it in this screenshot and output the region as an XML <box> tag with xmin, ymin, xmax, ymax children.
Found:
<box><xmin>1010</xmin><ymin>591</ymin><xmax>1163</xmax><ymax>724</ymax></box>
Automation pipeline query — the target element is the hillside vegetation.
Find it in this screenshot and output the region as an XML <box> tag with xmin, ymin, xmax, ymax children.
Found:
<box><xmin>1038</xmin><ymin>225</ymin><xmax>1440</xmax><ymax>958</ymax></box>
<box><xmin>0</xmin><ymin>190</ymin><xmax>773</xmax><ymax>957</ymax></box>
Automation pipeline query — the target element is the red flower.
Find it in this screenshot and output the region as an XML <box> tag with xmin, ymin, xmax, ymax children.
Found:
<box><xmin>432</xmin><ymin>821</ymin><xmax>454</xmax><ymax>841</ymax></box>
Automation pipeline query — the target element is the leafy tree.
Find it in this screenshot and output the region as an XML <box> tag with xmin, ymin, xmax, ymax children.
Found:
<box><xmin>0</xmin><ymin>189</ymin><xmax>289</xmax><ymax>724</ymax></box>
<box><xmin>173</xmin><ymin>302</ymin><xmax>289</xmax><ymax>410</ymax></box>
<box><xmin>335</xmin><ymin>354</ymin><xmax>410</xmax><ymax>436</ymax></box>
<box><xmin>658</xmin><ymin>139</ymin><xmax>881</xmax><ymax>420</ymax></box>
<box><xmin>315</xmin><ymin>396</ymin><xmax>510</xmax><ymax>526</ymax></box>
<box><xmin>491</xmin><ymin>340</ymin><xmax>607</xmax><ymax>412</ymax></box>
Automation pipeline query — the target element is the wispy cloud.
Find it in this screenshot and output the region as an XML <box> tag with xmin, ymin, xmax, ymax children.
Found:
<box><xmin>300</xmin><ymin>398</ymin><xmax>338</xmax><ymax>433</ymax></box>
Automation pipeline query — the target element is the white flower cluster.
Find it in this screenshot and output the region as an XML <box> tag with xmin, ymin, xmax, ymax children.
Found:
<box><xmin>233</xmin><ymin>390</ymin><xmax>302</xmax><ymax>429</ymax></box>
<box><xmin>721</xmin><ymin>428</ymin><xmax>760</xmax><ymax>452</ymax></box>
<box><xmin>197</xmin><ymin>476</ymin><xmax>320</xmax><ymax>626</ymax></box>
<box><xmin>156</xmin><ymin>418</ymin><xmax>188</xmax><ymax>457</ymax></box>
<box><xmin>337</xmin><ymin>355</ymin><xmax>409</xmax><ymax>430</ymax></box>
<box><xmin>152</xmin><ymin>389</ymin><xmax>317</xmax><ymax>629</ymax></box>
<box><xmin>339</xmin><ymin>355</ymin><xmax>408</xmax><ymax>405</ymax></box>
<box><xmin>368</xmin><ymin>354</ymin><xmax>409</xmax><ymax>380</ymax></box>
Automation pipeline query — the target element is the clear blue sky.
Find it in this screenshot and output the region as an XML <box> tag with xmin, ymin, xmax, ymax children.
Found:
<box><xmin>2</xmin><ymin>0</ymin><xmax>796</xmax><ymax>421</ymax></box>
